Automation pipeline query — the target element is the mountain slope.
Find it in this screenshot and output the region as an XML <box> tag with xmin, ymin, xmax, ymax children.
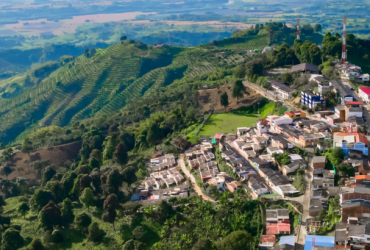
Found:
<box><xmin>0</xmin><ymin>23</ymin><xmax>322</xmax><ymax>144</ymax></box>
<box><xmin>0</xmin><ymin>41</ymin><xmax>224</xmax><ymax>144</ymax></box>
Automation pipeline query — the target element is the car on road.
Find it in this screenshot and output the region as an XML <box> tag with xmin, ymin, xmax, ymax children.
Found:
<box><xmin>350</xmin><ymin>87</ymin><xmax>354</xmax><ymax>90</ymax></box>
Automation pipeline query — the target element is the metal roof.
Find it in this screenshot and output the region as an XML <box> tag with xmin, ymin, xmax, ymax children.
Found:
<box><xmin>279</xmin><ymin>236</ymin><xmax>296</xmax><ymax>246</ymax></box>
<box><xmin>304</xmin><ymin>235</ymin><xmax>335</xmax><ymax>250</ymax></box>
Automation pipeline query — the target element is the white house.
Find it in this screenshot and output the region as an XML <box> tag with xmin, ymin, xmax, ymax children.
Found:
<box><xmin>271</xmin><ymin>116</ymin><xmax>293</xmax><ymax>132</ymax></box>
<box><xmin>342</xmin><ymin>65</ymin><xmax>361</xmax><ymax>80</ymax></box>
<box><xmin>257</xmin><ymin>119</ymin><xmax>270</xmax><ymax>134</ymax></box>
<box><xmin>358</xmin><ymin>86</ymin><xmax>370</xmax><ymax>103</ymax></box>
<box><xmin>248</xmin><ymin>177</ymin><xmax>269</xmax><ymax>198</ymax></box>
<box><xmin>273</xmin><ymin>184</ymin><xmax>298</xmax><ymax>198</ymax></box>
<box><xmin>345</xmin><ymin>101</ymin><xmax>363</xmax><ymax>120</ymax></box>
<box><xmin>267</xmin><ymin>146</ymin><xmax>284</xmax><ymax>155</ymax></box>
<box><xmin>359</xmin><ymin>74</ymin><xmax>370</xmax><ymax>82</ymax></box>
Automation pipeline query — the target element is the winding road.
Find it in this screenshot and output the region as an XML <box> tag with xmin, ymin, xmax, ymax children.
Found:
<box><xmin>178</xmin><ymin>155</ymin><xmax>215</xmax><ymax>202</ymax></box>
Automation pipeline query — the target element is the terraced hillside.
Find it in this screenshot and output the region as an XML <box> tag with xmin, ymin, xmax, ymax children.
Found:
<box><xmin>0</xmin><ymin>41</ymin><xmax>229</xmax><ymax>144</ymax></box>
<box><xmin>1</xmin><ymin>23</ymin><xmax>313</xmax><ymax>144</ymax></box>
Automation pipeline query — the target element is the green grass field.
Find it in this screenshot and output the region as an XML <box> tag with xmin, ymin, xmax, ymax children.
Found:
<box><xmin>199</xmin><ymin>113</ymin><xmax>258</xmax><ymax>137</ymax></box>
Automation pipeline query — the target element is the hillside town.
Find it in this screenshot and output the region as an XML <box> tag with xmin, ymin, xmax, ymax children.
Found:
<box><xmin>133</xmin><ymin>54</ymin><xmax>370</xmax><ymax>249</ymax></box>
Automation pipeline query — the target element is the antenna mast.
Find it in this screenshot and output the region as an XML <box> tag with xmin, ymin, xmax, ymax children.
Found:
<box><xmin>297</xmin><ymin>19</ymin><xmax>300</xmax><ymax>40</ymax></box>
<box><xmin>342</xmin><ymin>16</ymin><xmax>347</xmax><ymax>64</ymax></box>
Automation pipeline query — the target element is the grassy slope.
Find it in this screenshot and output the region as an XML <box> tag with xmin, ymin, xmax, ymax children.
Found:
<box><xmin>199</xmin><ymin>99</ymin><xmax>279</xmax><ymax>137</ymax></box>
<box><xmin>199</xmin><ymin>113</ymin><xmax>259</xmax><ymax>137</ymax></box>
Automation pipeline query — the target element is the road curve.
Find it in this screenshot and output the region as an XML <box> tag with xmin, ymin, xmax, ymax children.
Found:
<box><xmin>178</xmin><ymin>155</ymin><xmax>215</xmax><ymax>202</ymax></box>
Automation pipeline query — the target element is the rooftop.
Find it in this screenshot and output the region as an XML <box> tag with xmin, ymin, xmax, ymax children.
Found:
<box><xmin>285</xmin><ymin>110</ymin><xmax>305</xmax><ymax>116</ymax></box>
<box><xmin>261</xmin><ymin>235</ymin><xmax>276</xmax><ymax>244</ymax></box>
<box><xmin>268</xmin><ymin>79</ymin><xmax>295</xmax><ymax>93</ymax></box>
<box><xmin>345</xmin><ymin>101</ymin><xmax>363</xmax><ymax>105</ymax></box>
<box><xmin>356</xmin><ymin>175</ymin><xmax>370</xmax><ymax>180</ymax></box>
<box><xmin>304</xmin><ymin>235</ymin><xmax>335</xmax><ymax>250</ymax></box>
<box><xmin>290</xmin><ymin>63</ymin><xmax>319</xmax><ymax>73</ymax></box>
<box><xmin>312</xmin><ymin>156</ymin><xmax>326</xmax><ymax>163</ymax></box>
<box><xmin>359</xmin><ymin>86</ymin><xmax>370</xmax><ymax>95</ymax></box>
<box><xmin>266</xmin><ymin>224</ymin><xmax>279</xmax><ymax>235</ymax></box>
<box><xmin>279</xmin><ymin>236</ymin><xmax>296</xmax><ymax>247</ymax></box>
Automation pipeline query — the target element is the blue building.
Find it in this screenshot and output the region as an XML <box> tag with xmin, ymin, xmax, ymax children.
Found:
<box><xmin>304</xmin><ymin>235</ymin><xmax>334</xmax><ymax>250</ymax></box>
<box><xmin>301</xmin><ymin>90</ymin><xmax>326</xmax><ymax>109</ymax></box>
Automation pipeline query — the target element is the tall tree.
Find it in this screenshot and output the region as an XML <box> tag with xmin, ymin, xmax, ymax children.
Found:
<box><xmin>314</xmin><ymin>24</ymin><xmax>322</xmax><ymax>33</ymax></box>
<box><xmin>217</xmin><ymin>230</ymin><xmax>255</xmax><ymax>250</ymax></box>
<box><xmin>21</xmin><ymin>138</ymin><xmax>33</xmax><ymax>156</ymax></box>
<box><xmin>1</xmin><ymin>228</ymin><xmax>24</xmax><ymax>250</ymax></box>
<box><xmin>112</xmin><ymin>143</ymin><xmax>128</xmax><ymax>166</ymax></box>
<box><xmin>61</xmin><ymin>198</ymin><xmax>74</xmax><ymax>225</ymax></box>
<box><xmin>103</xmin><ymin>133</ymin><xmax>119</xmax><ymax>161</ymax></box>
<box><xmin>220</xmin><ymin>92</ymin><xmax>229</xmax><ymax>110</ymax></box>
<box><xmin>38</xmin><ymin>201</ymin><xmax>62</xmax><ymax>230</ymax></box>
<box><xmin>88</xmin><ymin>222</ymin><xmax>103</xmax><ymax>242</ymax></box>
<box><xmin>234</xmin><ymin>65</ymin><xmax>246</xmax><ymax>78</ymax></box>
<box><xmin>232</xmin><ymin>80</ymin><xmax>245</xmax><ymax>101</ymax></box>
<box><xmin>74</xmin><ymin>212</ymin><xmax>92</xmax><ymax>233</ymax></box>
<box><xmin>28</xmin><ymin>238</ymin><xmax>44</xmax><ymax>250</ymax></box>
<box><xmin>80</xmin><ymin>187</ymin><xmax>94</xmax><ymax>211</ymax></box>
<box><xmin>1</xmin><ymin>166</ymin><xmax>12</xmax><ymax>180</ymax></box>
<box><xmin>18</xmin><ymin>202</ymin><xmax>30</xmax><ymax>219</ymax></box>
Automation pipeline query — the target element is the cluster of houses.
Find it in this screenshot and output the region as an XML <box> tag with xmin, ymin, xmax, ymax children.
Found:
<box><xmin>206</xmin><ymin>102</ymin><xmax>370</xmax><ymax>249</ymax></box>
<box><xmin>309</xmin><ymin>155</ymin><xmax>339</xmax><ymax>218</ymax></box>
<box><xmin>185</xmin><ymin>141</ymin><xmax>244</xmax><ymax>193</ymax></box>
<box><xmin>339</xmin><ymin>63</ymin><xmax>370</xmax><ymax>82</ymax></box>
<box><xmin>331</xmin><ymin>174</ymin><xmax>370</xmax><ymax>248</ymax></box>
<box><xmin>259</xmin><ymin>208</ymin><xmax>293</xmax><ymax>249</ymax></box>
<box><xmin>134</xmin><ymin>154</ymin><xmax>188</xmax><ymax>204</ymax></box>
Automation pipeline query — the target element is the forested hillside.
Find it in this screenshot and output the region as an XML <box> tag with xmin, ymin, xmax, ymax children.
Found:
<box><xmin>0</xmin><ymin>23</ymin><xmax>324</xmax><ymax>144</ymax></box>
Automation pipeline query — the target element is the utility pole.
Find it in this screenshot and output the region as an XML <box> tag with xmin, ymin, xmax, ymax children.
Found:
<box><xmin>342</xmin><ymin>16</ymin><xmax>347</xmax><ymax>64</ymax></box>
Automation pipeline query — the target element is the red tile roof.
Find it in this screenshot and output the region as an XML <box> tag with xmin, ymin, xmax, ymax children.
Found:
<box><xmin>356</xmin><ymin>133</ymin><xmax>368</xmax><ymax>146</ymax></box>
<box><xmin>278</xmin><ymin>223</ymin><xmax>291</xmax><ymax>233</ymax></box>
<box><xmin>356</xmin><ymin>175</ymin><xmax>370</xmax><ymax>180</ymax></box>
<box><xmin>281</xmin><ymin>219</ymin><xmax>290</xmax><ymax>224</ymax></box>
<box><xmin>359</xmin><ymin>86</ymin><xmax>370</xmax><ymax>95</ymax></box>
<box><xmin>345</xmin><ymin>101</ymin><xmax>363</xmax><ymax>105</ymax></box>
<box><xmin>266</xmin><ymin>224</ymin><xmax>278</xmax><ymax>235</ymax></box>
<box><xmin>261</xmin><ymin>235</ymin><xmax>276</xmax><ymax>244</ymax></box>
<box><xmin>214</xmin><ymin>133</ymin><xmax>224</xmax><ymax>139</ymax></box>
<box><xmin>334</xmin><ymin>132</ymin><xmax>368</xmax><ymax>145</ymax></box>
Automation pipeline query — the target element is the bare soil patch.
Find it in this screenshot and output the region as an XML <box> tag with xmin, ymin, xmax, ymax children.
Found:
<box><xmin>198</xmin><ymin>83</ymin><xmax>262</xmax><ymax>112</ymax></box>
<box><xmin>2</xmin><ymin>140</ymin><xmax>82</xmax><ymax>181</ymax></box>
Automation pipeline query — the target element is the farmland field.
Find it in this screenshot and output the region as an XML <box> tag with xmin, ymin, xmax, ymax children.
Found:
<box><xmin>199</xmin><ymin>113</ymin><xmax>258</xmax><ymax>137</ymax></box>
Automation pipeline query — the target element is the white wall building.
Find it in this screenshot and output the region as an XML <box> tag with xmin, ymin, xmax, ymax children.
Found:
<box><xmin>358</xmin><ymin>86</ymin><xmax>370</xmax><ymax>103</ymax></box>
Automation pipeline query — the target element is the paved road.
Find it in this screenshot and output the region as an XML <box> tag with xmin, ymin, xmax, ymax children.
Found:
<box><xmin>178</xmin><ymin>156</ymin><xmax>214</xmax><ymax>202</ymax></box>
<box><xmin>243</xmin><ymin>80</ymin><xmax>277</xmax><ymax>103</ymax></box>
<box><xmin>294</xmin><ymin>151</ymin><xmax>313</xmax><ymax>249</ymax></box>
<box><xmin>243</xmin><ymin>80</ymin><xmax>297</xmax><ymax>109</ymax></box>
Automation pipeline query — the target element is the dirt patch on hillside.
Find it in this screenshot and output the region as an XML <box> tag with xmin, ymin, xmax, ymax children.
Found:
<box><xmin>2</xmin><ymin>140</ymin><xmax>82</xmax><ymax>181</ymax></box>
<box><xmin>198</xmin><ymin>83</ymin><xmax>262</xmax><ymax>112</ymax></box>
